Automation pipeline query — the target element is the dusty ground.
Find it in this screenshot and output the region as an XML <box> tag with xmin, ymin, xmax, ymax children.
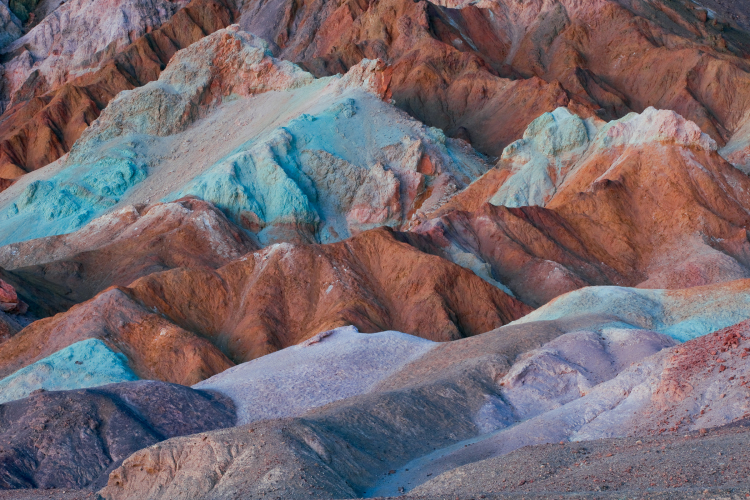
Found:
<box><xmin>404</xmin><ymin>420</ymin><xmax>750</xmax><ymax>500</ymax></box>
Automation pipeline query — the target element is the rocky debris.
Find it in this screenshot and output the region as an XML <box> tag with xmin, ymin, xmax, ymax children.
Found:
<box><xmin>0</xmin><ymin>380</ymin><xmax>235</xmax><ymax>490</ymax></box>
<box><xmin>194</xmin><ymin>326</ymin><xmax>436</xmax><ymax>424</ymax></box>
<box><xmin>0</xmin><ymin>197</ymin><xmax>257</xmax><ymax>306</ymax></box>
<box><xmin>0</xmin><ymin>339</ymin><xmax>138</xmax><ymax>405</ymax></box>
<box><xmin>0</xmin><ymin>278</ymin><xmax>26</xmax><ymax>314</ymax></box>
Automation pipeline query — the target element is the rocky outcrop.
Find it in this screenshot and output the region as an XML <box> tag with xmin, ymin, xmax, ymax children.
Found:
<box><xmin>410</xmin><ymin>203</ymin><xmax>626</xmax><ymax>307</ymax></box>
<box><xmin>94</xmin><ymin>277</ymin><xmax>750</xmax><ymax>500</ymax></box>
<box><xmin>0</xmin><ymin>278</ymin><xmax>25</xmax><ymax>314</ymax></box>
<box><xmin>0</xmin><ymin>380</ymin><xmax>235</xmax><ymax>489</ymax></box>
<box><xmin>0</xmin><ymin>286</ymin><xmax>234</xmax><ymax>385</ymax></box>
<box><xmin>0</xmin><ymin>28</ymin><xmax>491</xmax><ymax>247</ymax></box>
<box><xmin>0</xmin><ymin>0</ymin><xmax>189</xmax><ymax>110</ymax></box>
<box><xmin>232</xmin><ymin>0</ymin><xmax>750</xmax><ymax>158</ymax></box>
<box><xmin>0</xmin><ymin>1</ymin><xmax>22</xmax><ymax>50</ymax></box>
<box><xmin>402</xmin><ymin>317</ymin><xmax>750</xmax><ymax>494</ymax></box>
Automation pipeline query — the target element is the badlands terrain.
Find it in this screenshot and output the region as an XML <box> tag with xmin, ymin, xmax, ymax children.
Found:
<box><xmin>1</xmin><ymin>0</ymin><xmax>750</xmax><ymax>498</ymax></box>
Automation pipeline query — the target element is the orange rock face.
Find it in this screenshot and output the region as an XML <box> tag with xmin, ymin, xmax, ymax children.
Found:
<box><xmin>413</xmin><ymin>107</ymin><xmax>750</xmax><ymax>305</ymax></box>
<box><xmin>0</xmin><ymin>227</ymin><xmax>530</xmax><ymax>382</ymax></box>
<box><xmin>0</xmin><ymin>0</ymin><xmax>236</xmax><ymax>187</ymax></box>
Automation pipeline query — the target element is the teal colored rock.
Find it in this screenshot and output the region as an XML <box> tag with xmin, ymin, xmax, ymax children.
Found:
<box><xmin>490</xmin><ymin>107</ymin><xmax>590</xmax><ymax>208</ymax></box>
<box><xmin>0</xmin><ymin>145</ymin><xmax>147</xmax><ymax>246</ymax></box>
<box><xmin>0</xmin><ymin>338</ymin><xmax>139</xmax><ymax>405</ymax></box>
<box><xmin>511</xmin><ymin>285</ymin><xmax>750</xmax><ymax>342</ymax></box>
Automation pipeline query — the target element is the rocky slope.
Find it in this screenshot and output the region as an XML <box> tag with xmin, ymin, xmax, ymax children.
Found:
<box><xmin>412</xmin><ymin>107</ymin><xmax>750</xmax><ymax>305</ymax></box>
<box><xmin>0</xmin><ymin>0</ymin><xmax>235</xmax><ymax>183</ymax></box>
<box><xmin>0</xmin><ymin>26</ymin><xmax>491</xmax><ymax>247</ymax></box>
<box><xmin>1</xmin><ymin>1</ymin><xmax>750</xmax><ymax>498</ymax></box>
<box><xmin>0</xmin><ymin>226</ymin><xmax>529</xmax><ymax>384</ymax></box>
<box><xmin>0</xmin><ymin>380</ymin><xmax>235</xmax><ymax>489</ymax></box>
<box><xmin>96</xmin><ymin>290</ymin><xmax>750</xmax><ymax>500</ymax></box>
<box><xmin>5</xmin><ymin>0</ymin><xmax>750</xmax><ymax>192</ymax></box>
<box><xmin>0</xmin><ymin>338</ymin><xmax>138</xmax><ymax>405</ymax></box>
<box><xmin>0</xmin><ymin>197</ymin><xmax>257</xmax><ymax>305</ymax></box>
<box><xmin>402</xmin><ymin>318</ymin><xmax>750</xmax><ymax>498</ymax></box>
<box><xmin>232</xmin><ymin>0</ymin><xmax>750</xmax><ymax>157</ymax></box>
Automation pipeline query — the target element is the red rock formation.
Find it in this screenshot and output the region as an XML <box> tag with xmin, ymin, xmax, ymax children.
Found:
<box><xmin>414</xmin><ymin>108</ymin><xmax>750</xmax><ymax>304</ymax></box>
<box><xmin>410</xmin><ymin>204</ymin><xmax>626</xmax><ymax>307</ymax></box>
<box><xmin>128</xmin><ymin>226</ymin><xmax>531</xmax><ymax>362</ymax></box>
<box><xmin>0</xmin><ymin>278</ymin><xmax>26</xmax><ymax>314</ymax></box>
<box><xmin>0</xmin><ymin>197</ymin><xmax>257</xmax><ymax>305</ymax></box>
<box><xmin>0</xmin><ymin>227</ymin><xmax>530</xmax><ymax>382</ymax></box>
<box><xmin>0</xmin><ymin>0</ymin><xmax>236</xmax><ymax>186</ymax></box>
<box><xmin>235</xmin><ymin>0</ymin><xmax>750</xmax><ymax>159</ymax></box>
<box><xmin>0</xmin><ymin>286</ymin><xmax>234</xmax><ymax>384</ymax></box>
<box><xmin>5</xmin><ymin>0</ymin><xmax>750</xmax><ymax>189</ymax></box>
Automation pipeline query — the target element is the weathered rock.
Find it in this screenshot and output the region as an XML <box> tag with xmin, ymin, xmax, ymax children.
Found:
<box><xmin>1</xmin><ymin>0</ymin><xmax>189</xmax><ymax>110</ymax></box>
<box><xmin>0</xmin><ymin>28</ymin><xmax>491</xmax><ymax>247</ymax></box>
<box><xmin>416</xmin><ymin>108</ymin><xmax>750</xmax><ymax>303</ymax></box>
<box><xmin>401</xmin><ymin>317</ymin><xmax>750</xmax><ymax>493</ymax></box>
<box><xmin>0</xmin><ymin>278</ymin><xmax>25</xmax><ymax>314</ymax></box>
<box><xmin>234</xmin><ymin>0</ymin><xmax>750</xmax><ymax>159</ymax></box>
<box><xmin>0</xmin><ymin>1</ymin><xmax>22</xmax><ymax>50</ymax></box>
<box><xmin>0</xmin><ymin>0</ymin><xmax>235</xmax><ymax>182</ymax></box>
<box><xmin>0</xmin><ymin>227</ymin><xmax>529</xmax><ymax>383</ymax></box>
<box><xmin>0</xmin><ymin>380</ymin><xmax>235</xmax><ymax>489</ymax></box>
<box><xmin>0</xmin><ymin>286</ymin><xmax>234</xmax><ymax>385</ymax></box>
